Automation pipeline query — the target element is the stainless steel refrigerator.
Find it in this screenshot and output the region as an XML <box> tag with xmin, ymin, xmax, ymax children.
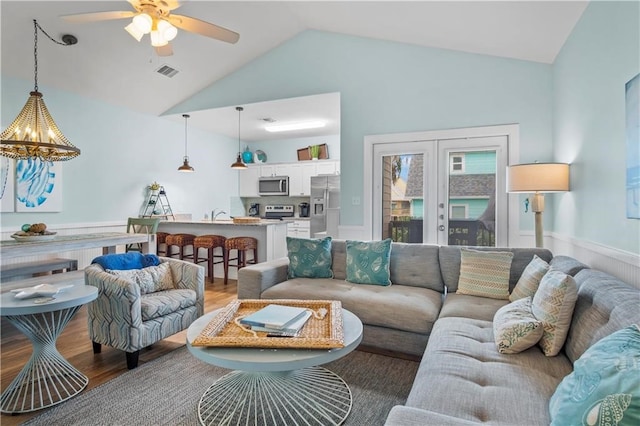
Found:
<box><xmin>310</xmin><ymin>175</ymin><xmax>340</xmax><ymax>237</ymax></box>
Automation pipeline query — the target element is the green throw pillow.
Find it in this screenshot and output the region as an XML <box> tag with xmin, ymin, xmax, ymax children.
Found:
<box><xmin>345</xmin><ymin>239</ymin><xmax>392</xmax><ymax>286</ymax></box>
<box><xmin>287</xmin><ymin>236</ymin><xmax>333</xmax><ymax>279</ymax></box>
<box><xmin>549</xmin><ymin>325</ymin><xmax>640</xmax><ymax>426</ymax></box>
<box><xmin>457</xmin><ymin>248</ymin><xmax>513</xmax><ymax>300</ymax></box>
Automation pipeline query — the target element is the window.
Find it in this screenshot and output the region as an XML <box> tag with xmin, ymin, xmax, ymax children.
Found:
<box><xmin>450</xmin><ymin>204</ymin><xmax>467</xmax><ymax>219</ymax></box>
<box><xmin>450</xmin><ymin>154</ymin><xmax>465</xmax><ymax>174</ymax></box>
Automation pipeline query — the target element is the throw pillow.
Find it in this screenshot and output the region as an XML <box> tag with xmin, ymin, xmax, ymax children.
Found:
<box><xmin>92</xmin><ymin>252</ymin><xmax>160</xmax><ymax>270</ymax></box>
<box><xmin>107</xmin><ymin>262</ymin><xmax>174</xmax><ymax>295</ymax></box>
<box><xmin>549</xmin><ymin>325</ymin><xmax>640</xmax><ymax>426</ymax></box>
<box><xmin>457</xmin><ymin>248</ymin><xmax>513</xmax><ymax>300</ymax></box>
<box><xmin>345</xmin><ymin>239</ymin><xmax>392</xmax><ymax>286</ymax></box>
<box><xmin>531</xmin><ymin>269</ymin><xmax>578</xmax><ymax>356</ymax></box>
<box><xmin>287</xmin><ymin>236</ymin><xmax>333</xmax><ymax>279</ymax></box>
<box><xmin>509</xmin><ymin>254</ymin><xmax>550</xmax><ymax>302</ymax></box>
<box><xmin>493</xmin><ymin>296</ymin><xmax>544</xmax><ymax>354</ymax></box>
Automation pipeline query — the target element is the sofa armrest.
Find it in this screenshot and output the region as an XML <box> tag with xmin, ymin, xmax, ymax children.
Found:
<box><xmin>237</xmin><ymin>257</ymin><xmax>289</xmax><ymax>299</ymax></box>
<box><xmin>165</xmin><ymin>257</ymin><xmax>205</xmax><ymax>316</ymax></box>
<box><xmin>85</xmin><ymin>264</ymin><xmax>142</xmax><ymax>327</ymax></box>
<box><xmin>385</xmin><ymin>406</ymin><xmax>482</xmax><ymax>426</ymax></box>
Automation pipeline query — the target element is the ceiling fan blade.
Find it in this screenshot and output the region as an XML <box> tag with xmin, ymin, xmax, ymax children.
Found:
<box><xmin>155</xmin><ymin>43</ymin><xmax>174</xmax><ymax>56</ymax></box>
<box><xmin>167</xmin><ymin>14</ymin><xmax>239</xmax><ymax>44</ymax></box>
<box><xmin>61</xmin><ymin>11</ymin><xmax>136</xmax><ymax>23</ymax></box>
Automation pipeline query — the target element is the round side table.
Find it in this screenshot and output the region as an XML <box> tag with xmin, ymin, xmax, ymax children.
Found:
<box><xmin>0</xmin><ymin>283</ymin><xmax>98</xmax><ymax>414</ymax></box>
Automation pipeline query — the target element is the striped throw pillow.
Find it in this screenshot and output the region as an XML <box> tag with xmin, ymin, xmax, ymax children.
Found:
<box><xmin>457</xmin><ymin>248</ymin><xmax>513</xmax><ymax>300</ymax></box>
<box><xmin>509</xmin><ymin>255</ymin><xmax>550</xmax><ymax>302</ymax></box>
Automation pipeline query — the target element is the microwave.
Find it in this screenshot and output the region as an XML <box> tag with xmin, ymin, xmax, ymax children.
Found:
<box><xmin>259</xmin><ymin>176</ymin><xmax>289</xmax><ymax>196</ymax></box>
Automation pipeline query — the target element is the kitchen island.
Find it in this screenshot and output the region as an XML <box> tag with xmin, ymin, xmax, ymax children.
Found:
<box><xmin>157</xmin><ymin>219</ymin><xmax>288</xmax><ymax>281</ymax></box>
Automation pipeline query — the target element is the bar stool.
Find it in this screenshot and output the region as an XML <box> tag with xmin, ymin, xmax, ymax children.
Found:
<box><xmin>156</xmin><ymin>232</ymin><xmax>170</xmax><ymax>256</ymax></box>
<box><xmin>193</xmin><ymin>235</ymin><xmax>226</xmax><ymax>282</ymax></box>
<box><xmin>165</xmin><ymin>233</ymin><xmax>196</xmax><ymax>261</ymax></box>
<box><xmin>224</xmin><ymin>236</ymin><xmax>258</xmax><ymax>284</ymax></box>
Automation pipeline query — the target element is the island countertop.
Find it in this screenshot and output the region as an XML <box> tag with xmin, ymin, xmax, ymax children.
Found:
<box><xmin>157</xmin><ymin>220</ymin><xmax>288</xmax><ymax>281</ymax></box>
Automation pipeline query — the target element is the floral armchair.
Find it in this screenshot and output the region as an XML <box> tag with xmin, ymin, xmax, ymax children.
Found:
<box><xmin>85</xmin><ymin>255</ymin><xmax>204</xmax><ymax>369</ymax></box>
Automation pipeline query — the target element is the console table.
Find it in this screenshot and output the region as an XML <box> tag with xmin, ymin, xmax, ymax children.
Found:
<box><xmin>187</xmin><ymin>308</ymin><xmax>363</xmax><ymax>425</ymax></box>
<box><xmin>0</xmin><ymin>232</ymin><xmax>155</xmax><ymax>261</ymax></box>
<box><xmin>0</xmin><ymin>283</ymin><xmax>98</xmax><ymax>413</ymax></box>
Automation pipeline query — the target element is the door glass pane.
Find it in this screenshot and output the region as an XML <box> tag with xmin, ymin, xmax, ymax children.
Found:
<box><xmin>447</xmin><ymin>150</ymin><xmax>496</xmax><ymax>247</ymax></box>
<box><xmin>382</xmin><ymin>154</ymin><xmax>424</xmax><ymax>243</ymax></box>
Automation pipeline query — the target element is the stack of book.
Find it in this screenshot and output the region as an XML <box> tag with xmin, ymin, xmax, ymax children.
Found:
<box><xmin>240</xmin><ymin>304</ymin><xmax>312</xmax><ymax>337</ymax></box>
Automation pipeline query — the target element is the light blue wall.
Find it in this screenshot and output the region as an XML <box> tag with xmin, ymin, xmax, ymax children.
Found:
<box><xmin>552</xmin><ymin>1</ymin><xmax>640</xmax><ymax>254</ymax></box>
<box><xmin>167</xmin><ymin>30</ymin><xmax>554</xmax><ymax>228</ymax></box>
<box><xmin>0</xmin><ymin>76</ymin><xmax>239</xmax><ymax>229</ymax></box>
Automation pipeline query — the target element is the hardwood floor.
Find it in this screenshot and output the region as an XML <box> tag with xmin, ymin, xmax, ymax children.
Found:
<box><xmin>0</xmin><ymin>278</ymin><xmax>238</xmax><ymax>425</ymax></box>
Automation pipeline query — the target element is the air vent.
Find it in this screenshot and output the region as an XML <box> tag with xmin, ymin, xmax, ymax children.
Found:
<box><xmin>156</xmin><ymin>65</ymin><xmax>178</xmax><ymax>78</ymax></box>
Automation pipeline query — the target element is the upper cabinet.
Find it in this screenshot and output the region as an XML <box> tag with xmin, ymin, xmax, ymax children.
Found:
<box><xmin>238</xmin><ymin>160</ymin><xmax>339</xmax><ymax>197</ymax></box>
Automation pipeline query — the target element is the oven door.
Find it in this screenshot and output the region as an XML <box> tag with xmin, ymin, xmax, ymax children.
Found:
<box><xmin>259</xmin><ymin>176</ymin><xmax>289</xmax><ymax>196</ymax></box>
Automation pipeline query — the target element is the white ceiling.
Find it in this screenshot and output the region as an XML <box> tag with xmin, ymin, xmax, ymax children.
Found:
<box><xmin>1</xmin><ymin>1</ymin><xmax>588</xmax><ymax>140</ymax></box>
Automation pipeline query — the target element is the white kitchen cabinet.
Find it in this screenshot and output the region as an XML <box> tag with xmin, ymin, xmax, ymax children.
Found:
<box><xmin>238</xmin><ymin>164</ymin><xmax>260</xmax><ymax>197</ymax></box>
<box><xmin>276</xmin><ymin>163</ymin><xmax>306</xmax><ymax>196</ymax></box>
<box><xmin>287</xmin><ymin>220</ymin><xmax>311</xmax><ymax>239</ymax></box>
<box><xmin>260</xmin><ymin>164</ymin><xmax>277</xmax><ymax>177</ymax></box>
<box><xmin>314</xmin><ymin>160</ymin><xmax>340</xmax><ymax>175</ymax></box>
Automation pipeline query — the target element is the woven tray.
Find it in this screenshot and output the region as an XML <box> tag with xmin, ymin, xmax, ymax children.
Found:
<box><xmin>191</xmin><ymin>299</ymin><xmax>344</xmax><ymax>349</ymax></box>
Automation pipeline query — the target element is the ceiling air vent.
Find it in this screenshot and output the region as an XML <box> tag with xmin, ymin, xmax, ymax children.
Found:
<box><xmin>156</xmin><ymin>65</ymin><xmax>178</xmax><ymax>78</ymax></box>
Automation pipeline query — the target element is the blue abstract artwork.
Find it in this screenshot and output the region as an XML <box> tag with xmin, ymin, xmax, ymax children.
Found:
<box><xmin>626</xmin><ymin>73</ymin><xmax>640</xmax><ymax>219</ymax></box>
<box><xmin>15</xmin><ymin>158</ymin><xmax>62</xmax><ymax>212</ymax></box>
<box><xmin>0</xmin><ymin>157</ymin><xmax>15</xmax><ymax>212</ymax></box>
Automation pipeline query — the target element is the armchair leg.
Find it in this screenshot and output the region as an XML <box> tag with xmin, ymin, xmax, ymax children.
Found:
<box><xmin>92</xmin><ymin>341</ymin><xmax>102</xmax><ymax>354</ymax></box>
<box><xmin>126</xmin><ymin>350</ymin><xmax>140</xmax><ymax>370</ymax></box>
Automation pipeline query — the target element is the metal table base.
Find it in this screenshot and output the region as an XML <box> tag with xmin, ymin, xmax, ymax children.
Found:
<box><xmin>1</xmin><ymin>307</ymin><xmax>88</xmax><ymax>413</ymax></box>
<box><xmin>198</xmin><ymin>366</ymin><xmax>352</xmax><ymax>426</ymax></box>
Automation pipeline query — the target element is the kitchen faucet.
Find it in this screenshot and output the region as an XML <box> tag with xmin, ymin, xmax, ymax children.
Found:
<box><xmin>211</xmin><ymin>209</ymin><xmax>227</xmax><ymax>220</ymax></box>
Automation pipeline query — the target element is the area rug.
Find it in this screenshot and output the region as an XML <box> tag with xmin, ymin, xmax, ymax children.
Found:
<box><xmin>23</xmin><ymin>348</ymin><xmax>419</xmax><ymax>426</ymax></box>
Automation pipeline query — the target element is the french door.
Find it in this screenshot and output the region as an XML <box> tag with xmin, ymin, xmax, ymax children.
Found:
<box><xmin>371</xmin><ymin>134</ymin><xmax>509</xmax><ymax>246</ymax></box>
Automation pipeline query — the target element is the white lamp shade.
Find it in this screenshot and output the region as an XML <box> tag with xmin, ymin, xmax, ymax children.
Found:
<box><xmin>124</xmin><ymin>22</ymin><xmax>144</xmax><ymax>41</ymax></box>
<box><xmin>150</xmin><ymin>30</ymin><xmax>168</xmax><ymax>47</ymax></box>
<box><xmin>157</xmin><ymin>20</ymin><xmax>177</xmax><ymax>41</ymax></box>
<box><xmin>132</xmin><ymin>13</ymin><xmax>152</xmax><ymax>34</ymax></box>
<box><xmin>507</xmin><ymin>163</ymin><xmax>570</xmax><ymax>193</ymax></box>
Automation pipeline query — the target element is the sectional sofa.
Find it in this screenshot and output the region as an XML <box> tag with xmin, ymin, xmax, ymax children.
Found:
<box><xmin>237</xmin><ymin>240</ymin><xmax>640</xmax><ymax>425</ymax></box>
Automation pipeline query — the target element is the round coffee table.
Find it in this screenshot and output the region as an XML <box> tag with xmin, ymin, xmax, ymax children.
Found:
<box><xmin>187</xmin><ymin>307</ymin><xmax>363</xmax><ymax>426</ymax></box>
<box><xmin>0</xmin><ymin>283</ymin><xmax>98</xmax><ymax>413</ymax></box>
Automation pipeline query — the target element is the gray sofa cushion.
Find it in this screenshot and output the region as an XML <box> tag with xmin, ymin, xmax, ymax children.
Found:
<box><xmin>405</xmin><ymin>316</ymin><xmax>573</xmax><ymax>425</ymax></box>
<box><xmin>438</xmin><ymin>293</ymin><xmax>508</xmax><ymax>322</ymax></box>
<box><xmin>564</xmin><ymin>269</ymin><xmax>640</xmax><ymax>363</ymax></box>
<box><xmin>549</xmin><ymin>255</ymin><xmax>589</xmax><ymax>276</ymax></box>
<box><xmin>439</xmin><ymin>246</ymin><xmax>553</xmax><ymax>293</ymax></box>
<box><xmin>331</xmin><ymin>240</ymin><xmax>444</xmax><ymax>292</ymax></box>
<box><xmin>261</xmin><ymin>278</ymin><xmax>442</xmax><ymax>335</ymax></box>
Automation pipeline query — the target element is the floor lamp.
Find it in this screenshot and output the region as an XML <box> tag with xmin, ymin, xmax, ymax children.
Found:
<box><xmin>506</xmin><ymin>163</ymin><xmax>570</xmax><ymax>248</ymax></box>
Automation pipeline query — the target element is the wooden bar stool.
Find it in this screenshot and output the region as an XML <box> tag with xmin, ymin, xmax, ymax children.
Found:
<box><xmin>165</xmin><ymin>233</ymin><xmax>196</xmax><ymax>261</ymax></box>
<box><xmin>156</xmin><ymin>232</ymin><xmax>170</xmax><ymax>256</ymax></box>
<box><xmin>224</xmin><ymin>236</ymin><xmax>258</xmax><ymax>284</ymax></box>
<box><xmin>194</xmin><ymin>235</ymin><xmax>226</xmax><ymax>282</ymax></box>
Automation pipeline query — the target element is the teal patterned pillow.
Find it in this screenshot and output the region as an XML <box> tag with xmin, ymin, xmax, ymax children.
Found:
<box><xmin>549</xmin><ymin>325</ymin><xmax>640</xmax><ymax>426</ymax></box>
<box><xmin>287</xmin><ymin>236</ymin><xmax>333</xmax><ymax>279</ymax></box>
<box><xmin>345</xmin><ymin>239</ymin><xmax>392</xmax><ymax>286</ymax></box>
<box><xmin>493</xmin><ymin>297</ymin><xmax>543</xmax><ymax>354</ymax></box>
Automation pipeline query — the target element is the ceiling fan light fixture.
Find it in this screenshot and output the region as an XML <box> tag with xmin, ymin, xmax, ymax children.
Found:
<box><xmin>157</xmin><ymin>19</ymin><xmax>177</xmax><ymax>42</ymax></box>
<box><xmin>132</xmin><ymin>13</ymin><xmax>152</xmax><ymax>34</ymax></box>
<box><xmin>150</xmin><ymin>29</ymin><xmax>168</xmax><ymax>47</ymax></box>
<box><xmin>124</xmin><ymin>22</ymin><xmax>144</xmax><ymax>42</ymax></box>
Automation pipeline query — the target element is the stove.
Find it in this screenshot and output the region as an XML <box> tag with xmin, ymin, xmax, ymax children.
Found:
<box><xmin>263</xmin><ymin>205</ymin><xmax>295</xmax><ymax>219</ymax></box>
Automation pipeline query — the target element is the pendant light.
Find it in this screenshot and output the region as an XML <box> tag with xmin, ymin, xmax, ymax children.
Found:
<box><xmin>231</xmin><ymin>106</ymin><xmax>248</xmax><ymax>169</ymax></box>
<box><xmin>178</xmin><ymin>114</ymin><xmax>194</xmax><ymax>172</ymax></box>
<box><xmin>0</xmin><ymin>20</ymin><xmax>80</xmax><ymax>161</ymax></box>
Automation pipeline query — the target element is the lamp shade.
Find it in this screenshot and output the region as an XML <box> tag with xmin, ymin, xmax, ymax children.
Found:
<box><xmin>506</xmin><ymin>163</ymin><xmax>569</xmax><ymax>193</ymax></box>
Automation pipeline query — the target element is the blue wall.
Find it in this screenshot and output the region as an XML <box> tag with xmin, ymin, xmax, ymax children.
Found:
<box><xmin>552</xmin><ymin>1</ymin><xmax>640</xmax><ymax>253</ymax></box>
<box><xmin>167</xmin><ymin>30</ymin><xmax>554</xmax><ymax>228</ymax></box>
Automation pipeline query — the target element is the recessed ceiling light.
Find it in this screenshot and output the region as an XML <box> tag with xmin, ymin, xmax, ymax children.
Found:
<box><xmin>265</xmin><ymin>120</ymin><xmax>326</xmax><ymax>132</ymax></box>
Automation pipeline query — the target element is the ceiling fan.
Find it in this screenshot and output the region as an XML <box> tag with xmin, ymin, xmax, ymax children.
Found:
<box><xmin>61</xmin><ymin>0</ymin><xmax>239</xmax><ymax>56</ymax></box>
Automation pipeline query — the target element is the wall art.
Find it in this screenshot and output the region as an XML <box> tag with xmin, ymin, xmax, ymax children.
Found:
<box><xmin>15</xmin><ymin>158</ymin><xmax>63</xmax><ymax>212</ymax></box>
<box><xmin>626</xmin><ymin>73</ymin><xmax>640</xmax><ymax>219</ymax></box>
<box><xmin>0</xmin><ymin>157</ymin><xmax>16</xmax><ymax>212</ymax></box>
